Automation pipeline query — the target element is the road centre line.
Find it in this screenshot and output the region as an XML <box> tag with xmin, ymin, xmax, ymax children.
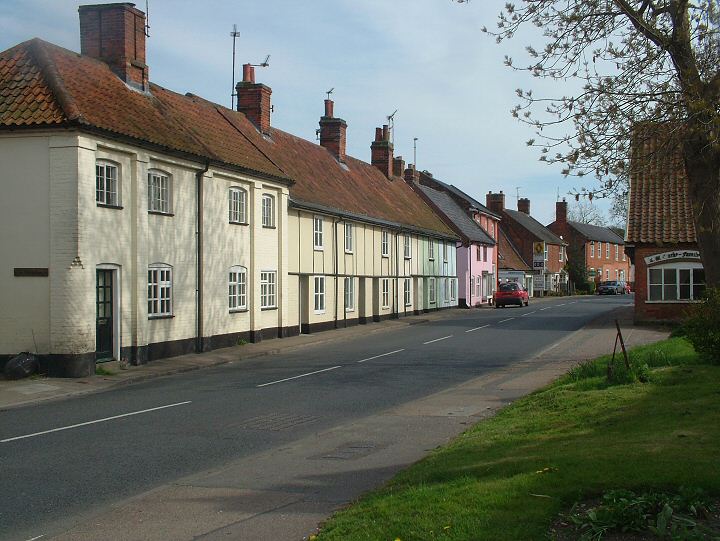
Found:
<box><xmin>539</xmin><ymin>307</ymin><xmax>551</xmax><ymax>311</ymax></box>
<box><xmin>556</xmin><ymin>303</ymin><xmax>566</xmax><ymax>306</ymax></box>
<box><xmin>465</xmin><ymin>324</ymin><xmax>490</xmax><ymax>333</ymax></box>
<box><xmin>1</xmin><ymin>401</ymin><xmax>192</xmax><ymax>444</ymax></box>
<box><xmin>423</xmin><ymin>335</ymin><xmax>453</xmax><ymax>345</ymax></box>
<box><xmin>25</xmin><ymin>536</ymin><xmax>44</xmax><ymax>541</ymax></box>
<box><xmin>498</xmin><ymin>318</ymin><xmax>515</xmax><ymax>323</ymax></box>
<box><xmin>521</xmin><ymin>311</ymin><xmax>537</xmax><ymax>316</ymax></box>
<box><xmin>357</xmin><ymin>349</ymin><xmax>405</xmax><ymax>363</ymax></box>
<box><xmin>257</xmin><ymin>365</ymin><xmax>342</xmax><ymax>387</ymax></box>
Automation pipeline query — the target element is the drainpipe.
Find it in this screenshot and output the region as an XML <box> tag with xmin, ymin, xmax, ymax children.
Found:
<box><xmin>334</xmin><ymin>217</ymin><xmax>339</xmax><ymax>329</ymax></box>
<box><xmin>394</xmin><ymin>231</ymin><xmax>399</xmax><ymax>318</ymax></box>
<box><xmin>196</xmin><ymin>159</ymin><xmax>210</xmax><ymax>353</ymax></box>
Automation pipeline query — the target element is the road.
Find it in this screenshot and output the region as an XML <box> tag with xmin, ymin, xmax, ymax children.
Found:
<box><xmin>0</xmin><ymin>296</ymin><xmax>630</xmax><ymax>541</ymax></box>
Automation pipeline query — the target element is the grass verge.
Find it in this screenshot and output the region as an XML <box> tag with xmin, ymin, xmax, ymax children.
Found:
<box><xmin>315</xmin><ymin>338</ymin><xmax>720</xmax><ymax>540</ymax></box>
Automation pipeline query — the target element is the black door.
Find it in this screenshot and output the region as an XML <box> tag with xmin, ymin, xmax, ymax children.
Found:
<box><xmin>96</xmin><ymin>270</ymin><xmax>114</xmax><ymax>361</ymax></box>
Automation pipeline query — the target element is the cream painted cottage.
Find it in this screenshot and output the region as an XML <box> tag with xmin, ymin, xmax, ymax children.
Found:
<box><xmin>0</xmin><ymin>2</ymin><xmax>457</xmax><ymax>376</ymax></box>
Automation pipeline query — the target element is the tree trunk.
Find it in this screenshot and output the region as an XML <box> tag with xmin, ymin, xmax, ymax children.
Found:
<box><xmin>684</xmin><ymin>138</ymin><xmax>720</xmax><ymax>289</ymax></box>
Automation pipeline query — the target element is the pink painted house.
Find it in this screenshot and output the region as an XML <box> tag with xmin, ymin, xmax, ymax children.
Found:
<box><xmin>412</xmin><ymin>177</ymin><xmax>499</xmax><ymax>306</ymax></box>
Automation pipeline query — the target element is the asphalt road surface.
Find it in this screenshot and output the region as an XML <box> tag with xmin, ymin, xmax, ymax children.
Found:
<box><xmin>0</xmin><ymin>296</ymin><xmax>630</xmax><ymax>541</ymax></box>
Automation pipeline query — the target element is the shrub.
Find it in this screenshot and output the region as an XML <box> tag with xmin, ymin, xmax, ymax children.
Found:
<box><xmin>682</xmin><ymin>288</ymin><xmax>720</xmax><ymax>364</ymax></box>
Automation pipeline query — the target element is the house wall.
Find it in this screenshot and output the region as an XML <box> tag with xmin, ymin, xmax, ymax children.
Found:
<box><xmin>0</xmin><ymin>131</ymin><xmax>289</xmax><ymax>374</ymax></box>
<box><xmin>585</xmin><ymin>240</ymin><xmax>631</xmax><ymax>283</ymax></box>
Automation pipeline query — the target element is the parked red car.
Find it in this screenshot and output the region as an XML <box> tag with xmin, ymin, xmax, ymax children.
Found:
<box><xmin>495</xmin><ymin>282</ymin><xmax>529</xmax><ymax>308</ymax></box>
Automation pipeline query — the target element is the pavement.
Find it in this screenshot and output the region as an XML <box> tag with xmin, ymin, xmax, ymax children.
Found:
<box><xmin>1</xmin><ymin>297</ymin><xmax>671</xmax><ymax>541</ymax></box>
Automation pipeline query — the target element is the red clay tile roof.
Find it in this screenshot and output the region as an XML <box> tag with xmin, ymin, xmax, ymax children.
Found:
<box><xmin>497</xmin><ymin>228</ymin><xmax>530</xmax><ymax>271</ymax></box>
<box><xmin>0</xmin><ymin>38</ymin><xmax>453</xmax><ymax>237</ymax></box>
<box><xmin>627</xmin><ymin>128</ymin><xmax>696</xmax><ymax>244</ymax></box>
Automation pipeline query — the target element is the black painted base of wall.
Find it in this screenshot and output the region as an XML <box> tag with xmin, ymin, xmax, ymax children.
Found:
<box><xmin>301</xmin><ymin>318</ymin><xmax>360</xmax><ymax>334</ymax></box>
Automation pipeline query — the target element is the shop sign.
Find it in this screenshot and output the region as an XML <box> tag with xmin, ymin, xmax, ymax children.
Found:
<box><xmin>645</xmin><ymin>250</ymin><xmax>700</xmax><ymax>265</ymax></box>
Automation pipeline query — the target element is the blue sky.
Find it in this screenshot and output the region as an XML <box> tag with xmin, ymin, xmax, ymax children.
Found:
<box><xmin>1</xmin><ymin>0</ymin><xmax>611</xmax><ymax>225</ymax></box>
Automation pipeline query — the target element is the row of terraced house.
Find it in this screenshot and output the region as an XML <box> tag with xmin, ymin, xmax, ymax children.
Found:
<box><xmin>0</xmin><ymin>3</ymin><xmax>630</xmax><ymax>376</ymax></box>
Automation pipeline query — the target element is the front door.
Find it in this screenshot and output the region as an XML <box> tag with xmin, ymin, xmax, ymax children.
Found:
<box><xmin>96</xmin><ymin>269</ymin><xmax>114</xmax><ymax>361</ymax></box>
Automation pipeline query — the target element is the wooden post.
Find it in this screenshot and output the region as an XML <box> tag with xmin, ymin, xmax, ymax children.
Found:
<box><xmin>615</xmin><ymin>319</ymin><xmax>630</xmax><ymax>370</ymax></box>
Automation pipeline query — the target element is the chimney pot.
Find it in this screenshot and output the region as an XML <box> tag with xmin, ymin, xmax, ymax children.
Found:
<box><xmin>393</xmin><ymin>156</ymin><xmax>405</xmax><ymax>177</ymax></box>
<box><xmin>556</xmin><ymin>199</ymin><xmax>568</xmax><ymax>223</ymax></box>
<box><xmin>486</xmin><ymin>191</ymin><xmax>506</xmax><ymax>214</ymax></box>
<box><xmin>371</xmin><ymin>125</ymin><xmax>393</xmax><ymax>178</ymax></box>
<box><xmin>242</xmin><ymin>64</ymin><xmax>255</xmax><ymax>83</ymax></box>
<box><xmin>324</xmin><ymin>99</ymin><xmax>334</xmax><ymax>118</ymax></box>
<box><xmin>79</xmin><ymin>2</ymin><xmax>149</xmax><ymax>90</ymax></box>
<box><xmin>382</xmin><ymin>125</ymin><xmax>389</xmax><ymax>141</ymax></box>
<box><xmin>319</xmin><ymin>99</ymin><xmax>347</xmax><ymax>162</ymax></box>
<box><xmin>375</xmin><ymin>127</ymin><xmax>383</xmax><ymax>141</ymax></box>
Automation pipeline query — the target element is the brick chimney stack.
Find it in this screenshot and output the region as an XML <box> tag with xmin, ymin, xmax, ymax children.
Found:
<box><xmin>236</xmin><ymin>64</ymin><xmax>272</xmax><ymax>134</ymax></box>
<box><xmin>319</xmin><ymin>99</ymin><xmax>347</xmax><ymax>162</ymax></box>
<box><xmin>393</xmin><ymin>156</ymin><xmax>405</xmax><ymax>177</ymax></box>
<box><xmin>79</xmin><ymin>3</ymin><xmax>149</xmax><ymax>90</ymax></box>
<box><xmin>486</xmin><ymin>191</ymin><xmax>506</xmax><ymax>214</ymax></box>
<box><xmin>518</xmin><ymin>197</ymin><xmax>531</xmax><ymax>214</ymax></box>
<box><xmin>403</xmin><ymin>164</ymin><xmax>418</xmax><ymax>184</ymax></box>
<box><xmin>371</xmin><ymin>124</ymin><xmax>393</xmax><ymax>178</ymax></box>
<box><xmin>556</xmin><ymin>198</ymin><xmax>568</xmax><ymax>223</ymax></box>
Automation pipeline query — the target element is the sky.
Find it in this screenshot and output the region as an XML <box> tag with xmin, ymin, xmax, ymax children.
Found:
<box><xmin>0</xmin><ymin>0</ymin><xmax>613</xmax><ymax>225</ymax></box>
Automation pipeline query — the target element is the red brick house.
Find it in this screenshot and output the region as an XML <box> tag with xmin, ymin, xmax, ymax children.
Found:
<box><xmin>486</xmin><ymin>192</ymin><xmax>568</xmax><ymax>295</ymax></box>
<box><xmin>548</xmin><ymin>199</ymin><xmax>631</xmax><ymax>286</ymax></box>
<box><xmin>625</xmin><ymin>130</ymin><xmax>705</xmax><ymax>322</ymax></box>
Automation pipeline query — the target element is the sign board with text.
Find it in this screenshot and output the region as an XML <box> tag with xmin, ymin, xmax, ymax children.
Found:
<box><xmin>532</xmin><ymin>241</ymin><xmax>545</xmax><ymax>272</ymax></box>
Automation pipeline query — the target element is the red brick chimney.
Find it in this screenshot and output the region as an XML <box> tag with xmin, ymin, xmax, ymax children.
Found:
<box><xmin>556</xmin><ymin>198</ymin><xmax>568</xmax><ymax>223</ymax></box>
<box><xmin>319</xmin><ymin>99</ymin><xmax>347</xmax><ymax>162</ymax></box>
<box><xmin>486</xmin><ymin>191</ymin><xmax>506</xmax><ymax>214</ymax></box>
<box><xmin>79</xmin><ymin>3</ymin><xmax>149</xmax><ymax>91</ymax></box>
<box><xmin>403</xmin><ymin>164</ymin><xmax>418</xmax><ymax>183</ymax></box>
<box><xmin>393</xmin><ymin>156</ymin><xmax>405</xmax><ymax>177</ymax></box>
<box><xmin>518</xmin><ymin>197</ymin><xmax>530</xmax><ymax>214</ymax></box>
<box><xmin>371</xmin><ymin>125</ymin><xmax>393</xmax><ymax>178</ymax></box>
<box><xmin>236</xmin><ymin>64</ymin><xmax>272</xmax><ymax>134</ymax></box>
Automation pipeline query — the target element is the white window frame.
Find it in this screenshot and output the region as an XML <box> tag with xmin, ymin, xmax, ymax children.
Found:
<box><xmin>344</xmin><ymin>277</ymin><xmax>354</xmax><ymax>312</ymax></box>
<box><xmin>381</xmin><ymin>230</ymin><xmax>389</xmax><ymax>257</ymax></box>
<box><xmin>96</xmin><ymin>160</ymin><xmax>119</xmax><ymax>206</ymax></box>
<box><xmin>470</xmin><ymin>276</ymin><xmax>475</xmax><ymax>298</ymax></box>
<box><xmin>590</xmin><ymin>241</ymin><xmax>595</xmax><ymax>258</ymax></box>
<box><xmin>648</xmin><ymin>263</ymin><xmax>705</xmax><ymax>302</ymax></box>
<box><xmin>148</xmin><ymin>264</ymin><xmax>172</xmax><ymax>317</ymax></box>
<box><xmin>148</xmin><ymin>169</ymin><xmax>171</xmax><ymax>214</ymax></box>
<box><xmin>260</xmin><ymin>271</ymin><xmax>277</xmax><ymax>308</ymax></box>
<box><xmin>544</xmin><ymin>244</ymin><xmax>548</xmax><ymax>261</ymax></box>
<box><xmin>381</xmin><ymin>278</ymin><xmax>390</xmax><ymax>308</ymax></box>
<box><xmin>314</xmin><ymin>276</ymin><xmax>325</xmax><ymax>313</ymax></box>
<box><xmin>404</xmin><ymin>233</ymin><xmax>411</xmax><ymax>259</ymax></box>
<box><xmin>606</xmin><ymin>269</ymin><xmax>610</xmax><ymax>280</ymax></box>
<box><xmin>428</xmin><ymin>238</ymin><xmax>435</xmax><ymax>260</ymax></box>
<box><xmin>559</xmin><ymin>246</ymin><xmax>564</xmax><ymax>262</ymax></box>
<box><xmin>313</xmin><ymin>216</ymin><xmax>324</xmax><ymax>250</ymax></box>
<box><xmin>615</xmin><ymin>244</ymin><xmax>619</xmax><ymax>261</ymax></box>
<box><xmin>261</xmin><ymin>194</ymin><xmax>275</xmax><ymax>228</ymax></box>
<box><xmin>606</xmin><ymin>242</ymin><xmax>610</xmax><ymax>259</ymax></box>
<box><xmin>428</xmin><ymin>277</ymin><xmax>436</xmax><ymax>304</ymax></box>
<box><xmin>443</xmin><ymin>242</ymin><xmax>448</xmax><ymax>262</ymax></box>
<box><xmin>450</xmin><ymin>279</ymin><xmax>456</xmax><ymax>301</ymax></box>
<box><xmin>622</xmin><ymin>250</ymin><xmax>626</xmax><ymax>261</ymax></box>
<box><xmin>445</xmin><ymin>278</ymin><xmax>451</xmax><ymax>301</ymax></box>
<box><xmin>228</xmin><ymin>265</ymin><xmax>247</xmax><ymax>311</ymax></box>
<box><xmin>344</xmin><ymin>223</ymin><xmax>353</xmax><ymax>253</ymax></box>
<box><xmin>228</xmin><ymin>187</ymin><xmax>247</xmax><ymax>224</ymax></box>
<box><xmin>404</xmin><ymin>278</ymin><xmax>411</xmax><ymax>307</ymax></box>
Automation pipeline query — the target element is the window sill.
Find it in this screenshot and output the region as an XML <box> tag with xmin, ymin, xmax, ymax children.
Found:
<box><xmin>314</xmin><ymin>247</ymin><xmax>324</xmax><ymax>251</ymax></box>
<box><xmin>429</xmin><ymin>258</ymin><xmax>435</xmax><ymax>261</ymax></box>
<box><xmin>261</xmin><ymin>306</ymin><xmax>277</xmax><ymax>311</ymax></box>
<box><xmin>229</xmin><ymin>221</ymin><xmax>249</xmax><ymax>226</ymax></box>
<box><xmin>314</xmin><ymin>310</ymin><xmax>326</xmax><ymax>315</ymax></box>
<box><xmin>97</xmin><ymin>203</ymin><xmax>123</xmax><ymax>210</ymax></box>
<box><xmin>149</xmin><ymin>314</ymin><xmax>174</xmax><ymax>320</ymax></box>
<box><xmin>345</xmin><ymin>308</ymin><xmax>355</xmax><ymax>313</ymax></box>
<box><xmin>381</xmin><ymin>255</ymin><xmax>389</xmax><ymax>259</ymax></box>
<box><xmin>381</xmin><ymin>306</ymin><xmax>390</xmax><ymax>310</ymax></box>
<box><xmin>148</xmin><ymin>210</ymin><xmax>174</xmax><ymax>217</ymax></box>
<box><xmin>345</xmin><ymin>250</ymin><xmax>354</xmax><ymax>255</ymax></box>
<box><xmin>404</xmin><ymin>303</ymin><xmax>412</xmax><ymax>307</ymax></box>
<box><xmin>645</xmin><ymin>300</ymin><xmax>702</xmax><ymax>304</ymax></box>
<box><xmin>404</xmin><ymin>256</ymin><xmax>412</xmax><ymax>260</ymax></box>
<box><xmin>262</xmin><ymin>225</ymin><xmax>277</xmax><ymax>229</ymax></box>
<box><xmin>229</xmin><ymin>308</ymin><xmax>248</xmax><ymax>313</ymax></box>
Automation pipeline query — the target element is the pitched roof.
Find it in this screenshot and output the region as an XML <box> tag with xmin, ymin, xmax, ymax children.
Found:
<box><xmin>504</xmin><ymin>208</ymin><xmax>566</xmax><ymax>245</ymax></box>
<box><xmin>626</xmin><ymin>128</ymin><xmax>696</xmax><ymax>244</ymax></box>
<box><xmin>497</xmin><ymin>229</ymin><xmax>530</xmax><ymax>271</ymax></box>
<box><xmin>417</xmin><ymin>172</ymin><xmax>501</xmax><ymax>219</ymax></box>
<box><xmin>417</xmin><ymin>185</ymin><xmax>496</xmax><ymax>244</ymax></box>
<box><xmin>0</xmin><ymin>39</ymin><xmax>454</xmax><ymax>237</ymax></box>
<box><xmin>567</xmin><ymin>221</ymin><xmax>625</xmax><ymax>244</ymax></box>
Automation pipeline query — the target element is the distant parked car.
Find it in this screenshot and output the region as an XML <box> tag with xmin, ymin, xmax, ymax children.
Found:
<box><xmin>495</xmin><ymin>282</ymin><xmax>529</xmax><ymax>307</ymax></box>
<box><xmin>620</xmin><ymin>281</ymin><xmax>632</xmax><ymax>294</ymax></box>
<box><xmin>597</xmin><ymin>280</ymin><xmax>625</xmax><ymax>295</ymax></box>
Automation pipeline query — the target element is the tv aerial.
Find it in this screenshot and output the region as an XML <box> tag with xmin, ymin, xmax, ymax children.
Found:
<box><xmin>326</xmin><ymin>88</ymin><xmax>334</xmax><ymax>100</ymax></box>
<box><xmin>387</xmin><ymin>109</ymin><xmax>398</xmax><ymax>145</ymax></box>
<box><xmin>250</xmin><ymin>54</ymin><xmax>271</xmax><ymax>68</ymax></box>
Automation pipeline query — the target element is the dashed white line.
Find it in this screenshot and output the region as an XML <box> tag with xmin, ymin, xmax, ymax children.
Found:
<box><xmin>539</xmin><ymin>307</ymin><xmax>551</xmax><ymax>311</ymax></box>
<box><xmin>498</xmin><ymin>318</ymin><xmax>515</xmax><ymax>323</ymax></box>
<box><xmin>257</xmin><ymin>366</ymin><xmax>342</xmax><ymax>387</ymax></box>
<box><xmin>357</xmin><ymin>349</ymin><xmax>405</xmax><ymax>363</ymax></box>
<box><xmin>423</xmin><ymin>335</ymin><xmax>453</xmax><ymax>345</ymax></box>
<box><xmin>26</xmin><ymin>536</ymin><xmax>44</xmax><ymax>541</ymax></box>
<box><xmin>465</xmin><ymin>324</ymin><xmax>490</xmax><ymax>333</ymax></box>
<box><xmin>556</xmin><ymin>303</ymin><xmax>566</xmax><ymax>306</ymax></box>
<box><xmin>521</xmin><ymin>311</ymin><xmax>537</xmax><ymax>316</ymax></box>
<box><xmin>1</xmin><ymin>401</ymin><xmax>192</xmax><ymax>444</ymax></box>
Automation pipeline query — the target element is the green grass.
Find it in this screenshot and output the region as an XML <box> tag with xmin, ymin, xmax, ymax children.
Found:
<box><xmin>316</xmin><ymin>338</ymin><xmax>720</xmax><ymax>540</ymax></box>
<box><xmin>95</xmin><ymin>365</ymin><xmax>115</xmax><ymax>376</ymax></box>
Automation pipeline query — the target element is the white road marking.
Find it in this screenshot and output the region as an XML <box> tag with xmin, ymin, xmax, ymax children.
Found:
<box><xmin>521</xmin><ymin>311</ymin><xmax>537</xmax><ymax>317</ymax></box>
<box><xmin>26</xmin><ymin>536</ymin><xmax>44</xmax><ymax>541</ymax></box>
<box><xmin>256</xmin><ymin>365</ymin><xmax>342</xmax><ymax>387</ymax></box>
<box><xmin>465</xmin><ymin>324</ymin><xmax>490</xmax><ymax>333</ymax></box>
<box><xmin>423</xmin><ymin>335</ymin><xmax>453</xmax><ymax>345</ymax></box>
<box><xmin>498</xmin><ymin>318</ymin><xmax>515</xmax><ymax>323</ymax></box>
<box><xmin>1</xmin><ymin>402</ymin><xmax>192</xmax><ymax>444</ymax></box>
<box><xmin>357</xmin><ymin>349</ymin><xmax>405</xmax><ymax>363</ymax></box>
<box><xmin>568</xmin><ymin>301</ymin><xmax>578</xmax><ymax>304</ymax></box>
<box><xmin>556</xmin><ymin>303</ymin><xmax>566</xmax><ymax>306</ymax></box>
<box><xmin>539</xmin><ymin>307</ymin><xmax>550</xmax><ymax>311</ymax></box>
